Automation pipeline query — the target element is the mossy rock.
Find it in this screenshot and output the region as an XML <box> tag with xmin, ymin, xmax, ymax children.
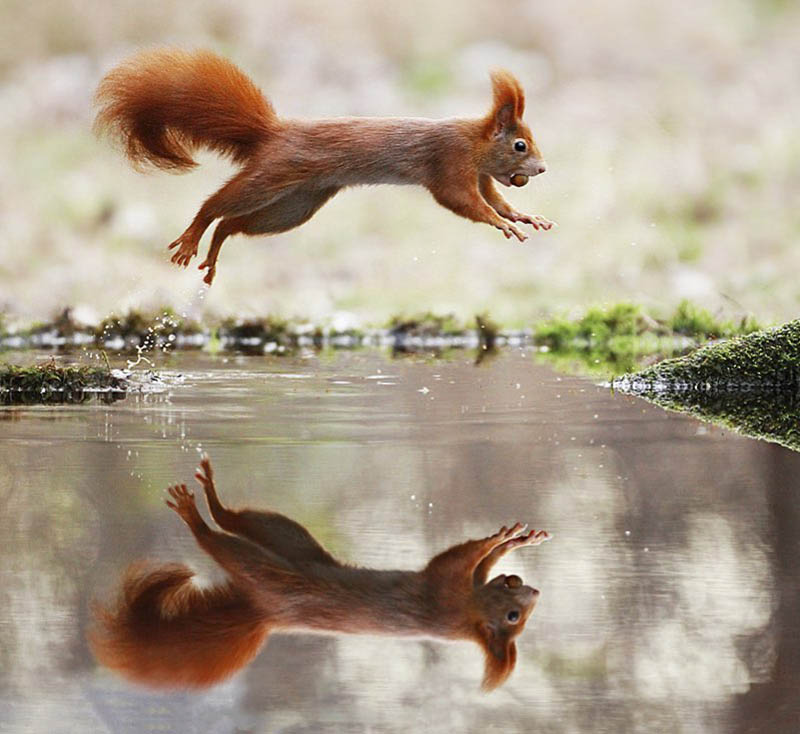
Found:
<box><xmin>612</xmin><ymin>320</ymin><xmax>800</xmax><ymax>451</ymax></box>
<box><xmin>614</xmin><ymin>320</ymin><xmax>800</xmax><ymax>390</ymax></box>
<box><xmin>0</xmin><ymin>362</ymin><xmax>127</xmax><ymax>404</ymax></box>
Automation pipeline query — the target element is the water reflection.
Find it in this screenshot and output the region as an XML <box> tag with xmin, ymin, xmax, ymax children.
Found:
<box><xmin>0</xmin><ymin>350</ymin><xmax>798</xmax><ymax>733</ymax></box>
<box><xmin>614</xmin><ymin>383</ymin><xmax>800</xmax><ymax>453</ymax></box>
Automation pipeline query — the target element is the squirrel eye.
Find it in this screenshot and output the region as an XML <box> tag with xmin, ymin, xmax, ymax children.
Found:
<box><xmin>513</xmin><ymin>139</ymin><xmax>527</xmax><ymax>153</ymax></box>
<box><xmin>507</xmin><ymin>610</ymin><xmax>520</xmax><ymax>623</ymax></box>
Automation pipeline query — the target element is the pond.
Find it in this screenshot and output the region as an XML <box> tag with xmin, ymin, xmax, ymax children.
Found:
<box><xmin>1</xmin><ymin>349</ymin><xmax>798</xmax><ymax>733</ymax></box>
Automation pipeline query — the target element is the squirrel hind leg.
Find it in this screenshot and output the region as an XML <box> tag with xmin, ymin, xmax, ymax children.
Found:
<box><xmin>198</xmin><ymin>217</ymin><xmax>245</xmax><ymax>285</ymax></box>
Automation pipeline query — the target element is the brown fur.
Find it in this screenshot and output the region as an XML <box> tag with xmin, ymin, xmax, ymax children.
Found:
<box><xmin>94</xmin><ymin>49</ymin><xmax>553</xmax><ymax>285</ymax></box>
<box><xmin>89</xmin><ymin>456</ymin><xmax>549</xmax><ymax>691</ymax></box>
<box><xmin>90</xmin><ymin>562</ymin><xmax>269</xmax><ymax>688</ymax></box>
<box><xmin>94</xmin><ymin>49</ymin><xmax>279</xmax><ymax>171</ymax></box>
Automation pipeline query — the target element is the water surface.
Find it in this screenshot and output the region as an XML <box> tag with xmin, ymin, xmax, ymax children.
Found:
<box><xmin>1</xmin><ymin>350</ymin><xmax>798</xmax><ymax>733</ymax></box>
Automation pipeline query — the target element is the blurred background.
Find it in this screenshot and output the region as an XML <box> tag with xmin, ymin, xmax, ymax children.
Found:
<box><xmin>1</xmin><ymin>0</ymin><xmax>799</xmax><ymax>327</ymax></box>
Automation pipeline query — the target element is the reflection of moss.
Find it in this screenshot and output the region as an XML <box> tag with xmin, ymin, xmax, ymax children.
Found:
<box><xmin>624</xmin><ymin>386</ymin><xmax>800</xmax><ymax>452</ymax></box>
<box><xmin>612</xmin><ymin>320</ymin><xmax>800</xmax><ymax>451</ymax></box>
<box><xmin>536</xmin><ymin>335</ymin><xmax>674</xmax><ymax>377</ymax></box>
<box><xmin>541</xmin><ymin>647</ymin><xmax>608</xmax><ymax>680</ymax></box>
<box><xmin>0</xmin><ymin>361</ymin><xmax>127</xmax><ymax>404</ymax></box>
<box><xmin>475</xmin><ymin>312</ymin><xmax>498</xmax><ymax>352</ymax></box>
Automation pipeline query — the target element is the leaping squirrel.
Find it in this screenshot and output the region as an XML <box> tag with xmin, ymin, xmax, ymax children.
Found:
<box><xmin>90</xmin><ymin>455</ymin><xmax>550</xmax><ymax>690</ymax></box>
<box><xmin>94</xmin><ymin>49</ymin><xmax>554</xmax><ymax>285</ymax></box>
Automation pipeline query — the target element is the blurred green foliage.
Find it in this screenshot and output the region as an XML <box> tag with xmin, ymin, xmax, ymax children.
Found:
<box><xmin>533</xmin><ymin>301</ymin><xmax>763</xmax><ymax>377</ymax></box>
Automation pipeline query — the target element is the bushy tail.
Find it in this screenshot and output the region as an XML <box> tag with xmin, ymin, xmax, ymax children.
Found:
<box><xmin>89</xmin><ymin>563</ymin><xmax>270</xmax><ymax>688</ymax></box>
<box><xmin>94</xmin><ymin>48</ymin><xmax>280</xmax><ymax>171</ymax></box>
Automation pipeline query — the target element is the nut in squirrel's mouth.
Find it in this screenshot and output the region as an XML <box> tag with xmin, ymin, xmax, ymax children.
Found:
<box><xmin>494</xmin><ymin>173</ymin><xmax>529</xmax><ymax>187</ymax></box>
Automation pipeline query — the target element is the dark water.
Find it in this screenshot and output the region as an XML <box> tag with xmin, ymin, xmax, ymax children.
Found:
<box><xmin>1</xmin><ymin>349</ymin><xmax>798</xmax><ymax>733</ymax></box>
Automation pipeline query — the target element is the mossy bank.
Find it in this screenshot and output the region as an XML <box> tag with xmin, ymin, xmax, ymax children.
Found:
<box><xmin>0</xmin><ymin>362</ymin><xmax>128</xmax><ymax>404</ymax></box>
<box><xmin>613</xmin><ymin>319</ymin><xmax>800</xmax><ymax>392</ymax></box>
<box><xmin>611</xmin><ymin>320</ymin><xmax>800</xmax><ymax>451</ymax></box>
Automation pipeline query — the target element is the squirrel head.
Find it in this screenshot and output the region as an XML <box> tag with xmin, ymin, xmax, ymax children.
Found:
<box><xmin>481</xmin><ymin>70</ymin><xmax>546</xmax><ymax>187</ymax></box>
<box><xmin>471</xmin><ymin>572</ymin><xmax>540</xmax><ymax>690</ymax></box>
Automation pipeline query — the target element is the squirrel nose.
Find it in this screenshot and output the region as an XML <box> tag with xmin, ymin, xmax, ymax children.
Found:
<box><xmin>533</xmin><ymin>162</ymin><xmax>547</xmax><ymax>176</ymax></box>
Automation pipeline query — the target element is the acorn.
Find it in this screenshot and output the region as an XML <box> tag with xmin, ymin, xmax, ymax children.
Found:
<box><xmin>510</xmin><ymin>173</ymin><xmax>529</xmax><ymax>187</ymax></box>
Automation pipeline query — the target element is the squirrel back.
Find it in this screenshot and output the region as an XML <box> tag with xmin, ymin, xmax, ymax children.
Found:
<box><xmin>94</xmin><ymin>48</ymin><xmax>280</xmax><ymax>171</ymax></box>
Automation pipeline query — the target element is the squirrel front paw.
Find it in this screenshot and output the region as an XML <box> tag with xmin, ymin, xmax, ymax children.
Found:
<box><xmin>168</xmin><ymin>235</ymin><xmax>199</xmax><ymax>267</ymax></box>
<box><xmin>488</xmin><ymin>523</ymin><xmax>528</xmax><ymax>544</ymax></box>
<box><xmin>510</xmin><ymin>212</ymin><xmax>555</xmax><ymax>231</ymax></box>
<box><xmin>166</xmin><ymin>484</ymin><xmax>202</xmax><ymax>527</ymax></box>
<box><xmin>506</xmin><ymin>528</ymin><xmax>551</xmax><ymax>548</ymax></box>
<box><xmin>194</xmin><ymin>454</ymin><xmax>214</xmax><ymax>490</ymax></box>
<box><xmin>498</xmin><ymin>222</ymin><xmax>528</xmax><ymax>242</ymax></box>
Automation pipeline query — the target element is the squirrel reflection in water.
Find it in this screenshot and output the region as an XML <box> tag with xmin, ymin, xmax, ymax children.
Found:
<box><xmin>91</xmin><ymin>456</ymin><xmax>550</xmax><ymax>690</ymax></box>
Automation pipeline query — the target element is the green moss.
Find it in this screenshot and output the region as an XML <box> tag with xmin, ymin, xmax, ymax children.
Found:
<box><xmin>386</xmin><ymin>312</ymin><xmax>465</xmax><ymax>336</ymax></box>
<box><xmin>217</xmin><ymin>315</ymin><xmax>293</xmax><ymax>353</ymax></box>
<box><xmin>0</xmin><ymin>361</ymin><xmax>127</xmax><ymax>404</ymax></box>
<box><xmin>533</xmin><ymin>301</ymin><xmax>762</xmax><ymax>378</ymax></box>
<box><xmin>616</xmin><ymin>320</ymin><xmax>800</xmax><ymax>388</ymax></box>
<box><xmin>667</xmin><ymin>300</ymin><xmax>760</xmax><ymax>339</ymax></box>
<box><xmin>533</xmin><ymin>303</ymin><xmax>647</xmax><ymax>350</ymax></box>
<box><xmin>611</xmin><ymin>320</ymin><xmax>800</xmax><ymax>451</ymax></box>
<box><xmin>95</xmin><ymin>308</ymin><xmax>203</xmax><ymax>347</ymax></box>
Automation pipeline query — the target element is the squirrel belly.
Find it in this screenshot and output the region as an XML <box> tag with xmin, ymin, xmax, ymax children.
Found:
<box><xmin>94</xmin><ymin>49</ymin><xmax>553</xmax><ymax>285</ymax></box>
<box><xmin>90</xmin><ymin>456</ymin><xmax>550</xmax><ymax>691</ymax></box>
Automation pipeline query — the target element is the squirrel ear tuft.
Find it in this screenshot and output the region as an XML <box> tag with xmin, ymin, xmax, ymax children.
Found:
<box><xmin>476</xmin><ymin>622</ymin><xmax>518</xmax><ymax>691</ymax></box>
<box><xmin>485</xmin><ymin>69</ymin><xmax>525</xmax><ymax>136</ymax></box>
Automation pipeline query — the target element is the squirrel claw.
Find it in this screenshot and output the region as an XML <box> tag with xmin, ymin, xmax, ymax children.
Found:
<box><xmin>514</xmin><ymin>213</ymin><xmax>556</xmax><ymax>231</ymax></box>
<box><xmin>500</xmin><ymin>224</ymin><xmax>527</xmax><ymax>242</ymax></box>
<box><xmin>194</xmin><ymin>455</ymin><xmax>214</xmax><ymax>487</ymax></box>
<box><xmin>520</xmin><ymin>529</ymin><xmax>551</xmax><ymax>546</ymax></box>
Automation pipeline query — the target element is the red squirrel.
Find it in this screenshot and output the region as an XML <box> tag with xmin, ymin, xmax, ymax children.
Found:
<box><xmin>94</xmin><ymin>49</ymin><xmax>554</xmax><ymax>285</ymax></box>
<box><xmin>90</xmin><ymin>456</ymin><xmax>550</xmax><ymax>691</ymax></box>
